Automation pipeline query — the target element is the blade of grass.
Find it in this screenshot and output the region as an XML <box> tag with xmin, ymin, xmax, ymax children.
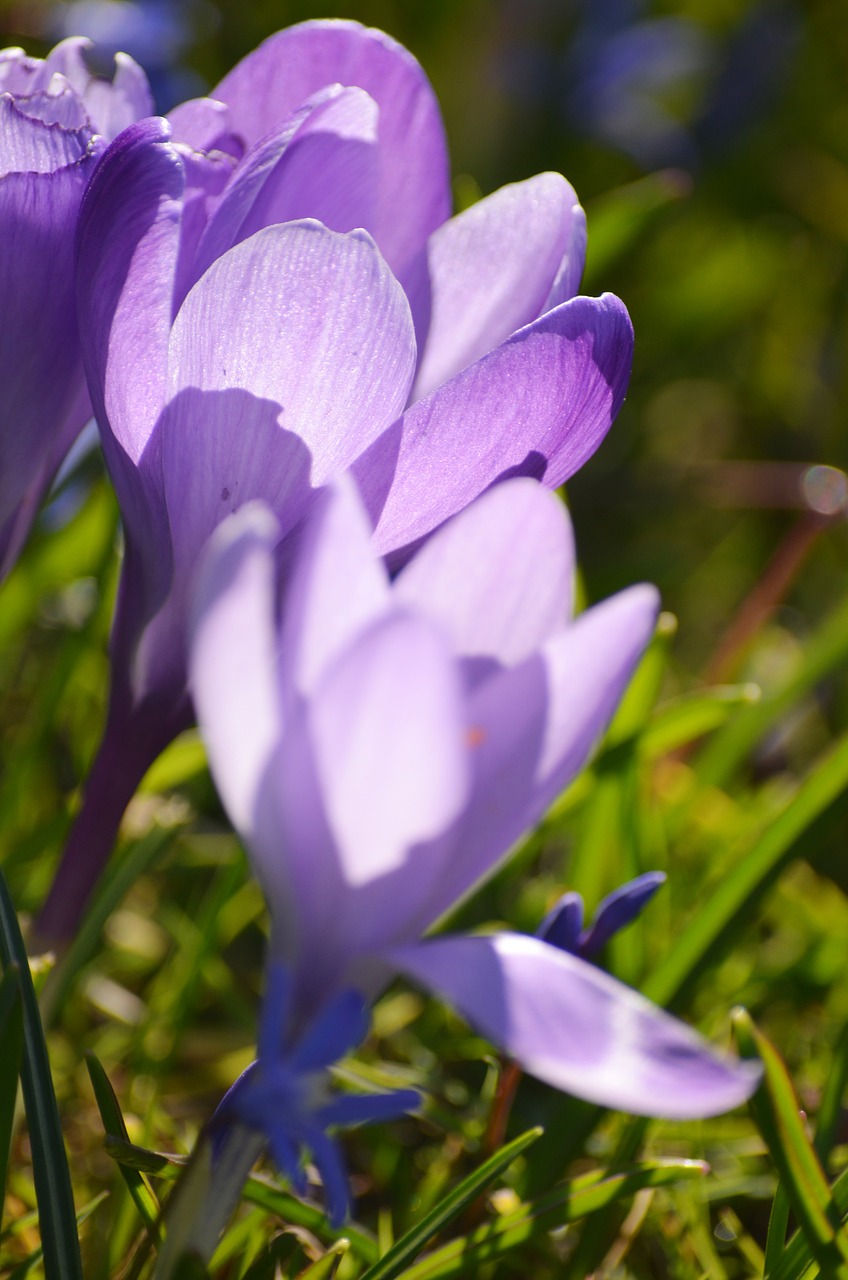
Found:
<box><xmin>0</xmin><ymin>865</ymin><xmax>83</xmax><ymax>1280</ymax></box>
<box><xmin>85</xmin><ymin>1051</ymin><xmax>161</xmax><ymax>1240</ymax></box>
<box><xmin>395</xmin><ymin>1159</ymin><xmax>708</xmax><ymax>1280</ymax></box>
<box><xmin>814</xmin><ymin>1017</ymin><xmax>848</xmax><ymax>1168</ymax></box>
<box><xmin>644</xmin><ymin>731</ymin><xmax>848</xmax><ymax>1009</ymax></box>
<box><xmin>733</xmin><ymin>1009</ymin><xmax>848</xmax><ymax>1278</ymax></box>
<box><xmin>764</xmin><ymin>1184</ymin><xmax>791</xmax><ymax>1277</ymax></box>
<box><xmin>771</xmin><ymin>1162</ymin><xmax>848</xmax><ymax>1280</ymax></box>
<box><xmin>358</xmin><ymin>1126</ymin><xmax>543</xmax><ymax>1280</ymax></box>
<box><xmin>297</xmin><ymin>1240</ymin><xmax>350</xmax><ymax>1279</ymax></box>
<box><xmin>6</xmin><ymin>1191</ymin><xmax>108</xmax><ymax>1280</ymax></box>
<box><xmin>696</xmin><ymin>591</ymin><xmax>848</xmax><ymax>789</ymax></box>
<box><xmin>0</xmin><ymin>965</ymin><xmax>23</xmax><ymax>1216</ymax></box>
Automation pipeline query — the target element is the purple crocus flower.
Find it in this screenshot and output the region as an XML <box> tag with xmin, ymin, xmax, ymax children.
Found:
<box><xmin>39</xmin><ymin>19</ymin><xmax>630</xmax><ymax>939</ymax></box>
<box><xmin>539</xmin><ymin>871</ymin><xmax>667</xmax><ymax>958</ymax></box>
<box><xmin>177</xmin><ymin>478</ymin><xmax>759</xmax><ymax>1233</ymax></box>
<box><xmin>0</xmin><ymin>36</ymin><xmax>151</xmax><ymax>577</ymax></box>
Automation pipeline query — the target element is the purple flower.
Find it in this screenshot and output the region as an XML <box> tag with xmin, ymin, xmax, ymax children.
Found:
<box><xmin>39</xmin><ymin>19</ymin><xmax>632</xmax><ymax>939</ymax></box>
<box><xmin>539</xmin><ymin>871</ymin><xmax>667</xmax><ymax>959</ymax></box>
<box><xmin>181</xmin><ymin>478</ymin><xmax>759</xmax><ymax>1228</ymax></box>
<box><xmin>0</xmin><ymin>36</ymin><xmax>151</xmax><ymax>577</ymax></box>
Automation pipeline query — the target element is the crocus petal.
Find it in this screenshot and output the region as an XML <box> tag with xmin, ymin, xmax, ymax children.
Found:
<box><xmin>168</xmin><ymin>97</ymin><xmax>243</xmax><ymax>156</ymax></box>
<box><xmin>0</xmin><ymin>110</ymin><xmax>96</xmax><ymax>532</ymax></box>
<box><xmin>390</xmin><ymin>933</ymin><xmax>761</xmax><ymax>1117</ymax></box>
<box><xmin>360</xmin><ymin>293</ymin><xmax>634</xmax><ymax>556</ymax></box>
<box><xmin>394</xmin><ymin>479</ymin><xmax>573</xmax><ymax>682</ymax></box>
<box><xmin>412</xmin><ymin>585</ymin><xmax>659</xmax><ymax>930</ymax></box>
<box><xmin>405</xmin><ymin>174</ymin><xmax>586</xmax><ymax>401</ymax></box>
<box><xmin>211</xmin><ymin>19</ymin><xmax>450</xmax><ymax>273</ymax></box>
<box><xmin>76</xmin><ymin>117</ymin><xmax>183</xmax><ymax>474</ymax></box>
<box><xmin>580</xmin><ymin>872</ymin><xmax>667</xmax><ymax>957</ymax></box>
<box><xmin>190</xmin><ymin>86</ymin><xmax>380</xmax><ymax>291</ymax></box>
<box><xmin>306</xmin><ymin>613</ymin><xmax>468</xmax><ymax>890</ymax></box>
<box><xmin>189</xmin><ymin>503</ymin><xmax>284</xmax><ymax>842</ymax></box>
<box><xmin>161</xmin><ymin>220</ymin><xmax>416</xmax><ymax>570</ymax></box>
<box><xmin>44</xmin><ymin>37</ymin><xmax>153</xmax><ymax>140</ymax></box>
<box><xmin>538</xmin><ymin>892</ymin><xmax>584</xmax><ymax>953</ymax></box>
<box><xmin>265</xmin><ymin>613</ymin><xmax>469</xmax><ymax>1009</ymax></box>
<box><xmin>280</xmin><ymin>477</ymin><xmax>391</xmax><ymax>698</ymax></box>
<box><xmin>0</xmin><ymin>91</ymin><xmax>91</xmax><ymax>173</ymax></box>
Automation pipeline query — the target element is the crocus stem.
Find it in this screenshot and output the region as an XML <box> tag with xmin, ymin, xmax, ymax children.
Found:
<box><xmin>34</xmin><ymin>696</ymin><xmax>189</xmax><ymax>945</ymax></box>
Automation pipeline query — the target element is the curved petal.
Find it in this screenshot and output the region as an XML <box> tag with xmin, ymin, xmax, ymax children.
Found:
<box><xmin>189</xmin><ymin>502</ymin><xmax>284</xmax><ymax>840</ymax></box>
<box><xmin>360</xmin><ymin>293</ymin><xmax>634</xmax><ymax>556</ymax></box>
<box><xmin>161</xmin><ymin>220</ymin><xmax>416</xmax><ymax>570</ymax></box>
<box><xmin>76</xmin><ymin>116</ymin><xmax>183</xmax><ymax>472</ymax></box>
<box><xmin>190</xmin><ymin>86</ymin><xmax>379</xmax><ymax>291</ymax></box>
<box><xmin>390</xmin><ymin>933</ymin><xmax>760</xmax><ymax>1117</ymax></box>
<box><xmin>211</xmin><ymin>19</ymin><xmax>450</xmax><ymax>273</ymax></box>
<box><xmin>0</xmin><ymin>122</ymin><xmax>96</xmax><ymax>533</ymax></box>
<box><xmin>405</xmin><ymin>174</ymin><xmax>586</xmax><ymax>401</ymax></box>
<box><xmin>44</xmin><ymin>37</ymin><xmax>153</xmax><ymax>139</ymax></box>
<box><xmin>306</xmin><ymin>613</ymin><xmax>468</xmax><ymax>890</ymax></box>
<box><xmin>263</xmin><ymin>612</ymin><xmax>469</xmax><ymax>1012</ymax></box>
<box><xmin>0</xmin><ymin>91</ymin><xmax>92</xmax><ymax>173</ymax></box>
<box><xmin>167</xmin><ymin>96</ymin><xmax>243</xmax><ymax>156</ymax></box>
<box><xmin>412</xmin><ymin>584</ymin><xmax>659</xmax><ymax>930</ymax></box>
<box><xmin>280</xmin><ymin>477</ymin><xmax>391</xmax><ymax>699</ymax></box>
<box><xmin>394</xmin><ymin>479</ymin><xmax>573</xmax><ymax>682</ymax></box>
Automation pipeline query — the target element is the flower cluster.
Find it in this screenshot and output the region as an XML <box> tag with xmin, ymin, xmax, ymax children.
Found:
<box><xmin>1</xmin><ymin>16</ymin><xmax>759</xmax><ymax>1244</ymax></box>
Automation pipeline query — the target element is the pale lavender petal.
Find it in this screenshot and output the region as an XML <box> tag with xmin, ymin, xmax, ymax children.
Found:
<box><xmin>263</xmin><ymin>615</ymin><xmax>469</xmax><ymax>1013</ymax></box>
<box><xmin>44</xmin><ymin>37</ymin><xmax>153</xmax><ymax>139</ymax></box>
<box><xmin>0</xmin><ymin>91</ymin><xmax>92</xmax><ymax>173</ymax></box>
<box><xmin>411</xmin><ymin>585</ymin><xmax>659</xmax><ymax>930</ymax></box>
<box><xmin>189</xmin><ymin>86</ymin><xmax>379</xmax><ymax>290</ymax></box>
<box><xmin>172</xmin><ymin>142</ymin><xmax>237</xmax><ymax>310</ymax></box>
<box><xmin>306</xmin><ymin>612</ymin><xmax>468</xmax><ymax>890</ymax></box>
<box><xmin>394</xmin><ymin>479</ymin><xmax>573</xmax><ymax>681</ymax></box>
<box><xmin>361</xmin><ymin>294</ymin><xmax>635</xmax><ymax>557</ymax></box>
<box><xmin>390</xmin><ymin>933</ymin><xmax>760</xmax><ymax>1116</ymax></box>
<box><xmin>211</xmin><ymin>19</ymin><xmax>450</xmax><ymax>273</ymax></box>
<box><xmin>544</xmin><ymin>205</ymin><xmax>588</xmax><ymax>310</ymax></box>
<box><xmin>168</xmin><ymin>97</ymin><xmax>243</xmax><ymax>156</ymax></box>
<box><xmin>189</xmin><ymin>503</ymin><xmax>284</xmax><ymax>840</ymax></box>
<box><xmin>161</xmin><ymin>220</ymin><xmax>416</xmax><ymax>570</ymax></box>
<box><xmin>280</xmin><ymin>477</ymin><xmax>391</xmax><ymax>698</ymax></box>
<box><xmin>405</xmin><ymin>174</ymin><xmax>585</xmax><ymax>401</ymax></box>
<box><xmin>0</xmin><ymin>48</ymin><xmax>39</xmax><ymax>93</ymax></box>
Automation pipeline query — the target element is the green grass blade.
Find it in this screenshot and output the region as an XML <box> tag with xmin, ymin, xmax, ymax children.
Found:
<box><xmin>644</xmin><ymin>732</ymin><xmax>848</xmax><ymax>1008</ymax></box>
<box><xmin>696</xmin><ymin>592</ymin><xmax>848</xmax><ymax>789</ymax></box>
<box><xmin>815</xmin><ymin>1018</ymin><xmax>848</xmax><ymax>1167</ymax></box>
<box><xmin>733</xmin><ymin>1009</ymin><xmax>848</xmax><ymax>1278</ymax></box>
<box><xmin>85</xmin><ymin>1051</ymin><xmax>161</xmax><ymax>1239</ymax></box>
<box><xmin>0</xmin><ymin>866</ymin><xmax>83</xmax><ymax>1280</ymax></box>
<box><xmin>6</xmin><ymin>1190</ymin><xmax>108</xmax><ymax>1280</ymax></box>
<box><xmin>640</xmin><ymin>683</ymin><xmax>761</xmax><ymax>758</ymax></box>
<box><xmin>358</xmin><ymin>1126</ymin><xmax>543</xmax><ymax>1280</ymax></box>
<box><xmin>297</xmin><ymin>1240</ymin><xmax>350</xmax><ymax>1279</ymax></box>
<box><xmin>0</xmin><ymin>964</ymin><xmax>23</xmax><ymax>1215</ymax></box>
<box><xmin>394</xmin><ymin>1159</ymin><xmax>707</xmax><ymax>1280</ymax></box>
<box><xmin>764</xmin><ymin>1183</ymin><xmax>791</xmax><ymax>1277</ymax></box>
<box><xmin>771</xmin><ymin>1163</ymin><xmax>848</xmax><ymax>1280</ymax></box>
